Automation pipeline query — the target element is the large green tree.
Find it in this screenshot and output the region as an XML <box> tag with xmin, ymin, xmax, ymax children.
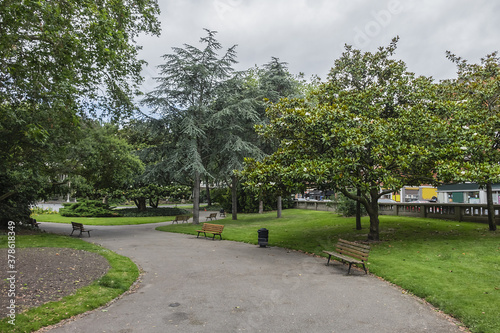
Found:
<box><xmin>210</xmin><ymin>58</ymin><xmax>301</xmax><ymax>219</ymax></box>
<box><xmin>143</xmin><ymin>29</ymin><xmax>237</xmax><ymax>224</ymax></box>
<box><xmin>0</xmin><ymin>0</ymin><xmax>160</xmax><ymax>225</ymax></box>
<box><xmin>70</xmin><ymin>122</ymin><xmax>144</xmax><ymax>203</ymax></box>
<box><xmin>244</xmin><ymin>39</ymin><xmax>447</xmax><ymax>240</ymax></box>
<box><xmin>437</xmin><ymin>51</ymin><xmax>500</xmax><ymax>231</ymax></box>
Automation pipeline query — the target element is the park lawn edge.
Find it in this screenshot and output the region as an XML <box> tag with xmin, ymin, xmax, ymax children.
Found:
<box><xmin>0</xmin><ymin>233</ymin><xmax>140</xmax><ymax>333</ymax></box>
<box><xmin>32</xmin><ymin>214</ymin><xmax>176</xmax><ymax>225</ymax></box>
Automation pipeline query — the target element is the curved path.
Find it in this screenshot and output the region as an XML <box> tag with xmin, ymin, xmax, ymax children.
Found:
<box><xmin>39</xmin><ymin>214</ymin><xmax>465</xmax><ymax>333</ymax></box>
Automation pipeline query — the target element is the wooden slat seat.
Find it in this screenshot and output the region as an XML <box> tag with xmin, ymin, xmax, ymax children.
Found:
<box><xmin>196</xmin><ymin>223</ymin><xmax>224</xmax><ymax>240</ymax></box>
<box><xmin>172</xmin><ymin>215</ymin><xmax>190</xmax><ymax>224</ymax></box>
<box><xmin>70</xmin><ymin>222</ymin><xmax>92</xmax><ymax>237</ymax></box>
<box><xmin>206</xmin><ymin>212</ymin><xmax>217</xmax><ymax>221</ymax></box>
<box><xmin>323</xmin><ymin>239</ymin><xmax>370</xmax><ymax>274</ymax></box>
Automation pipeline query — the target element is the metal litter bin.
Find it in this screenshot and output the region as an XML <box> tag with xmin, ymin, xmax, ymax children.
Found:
<box><xmin>258</xmin><ymin>228</ymin><xmax>268</xmax><ymax>247</ymax></box>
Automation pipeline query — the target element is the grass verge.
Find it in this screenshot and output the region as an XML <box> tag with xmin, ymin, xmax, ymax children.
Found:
<box><xmin>32</xmin><ymin>214</ymin><xmax>174</xmax><ymax>225</ymax></box>
<box><xmin>0</xmin><ymin>233</ymin><xmax>139</xmax><ymax>332</ymax></box>
<box><xmin>157</xmin><ymin>209</ymin><xmax>500</xmax><ymax>333</ymax></box>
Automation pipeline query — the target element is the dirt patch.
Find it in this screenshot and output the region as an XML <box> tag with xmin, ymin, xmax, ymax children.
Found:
<box><xmin>0</xmin><ymin>247</ymin><xmax>110</xmax><ymax>318</ymax></box>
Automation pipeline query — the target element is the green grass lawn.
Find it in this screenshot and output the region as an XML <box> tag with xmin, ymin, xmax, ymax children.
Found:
<box><xmin>157</xmin><ymin>209</ymin><xmax>500</xmax><ymax>333</ymax></box>
<box><xmin>0</xmin><ymin>233</ymin><xmax>139</xmax><ymax>333</ymax></box>
<box><xmin>33</xmin><ymin>213</ymin><xmax>174</xmax><ymax>225</ymax></box>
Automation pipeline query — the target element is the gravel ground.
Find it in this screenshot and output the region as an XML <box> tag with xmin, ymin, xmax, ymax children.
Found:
<box><xmin>0</xmin><ymin>247</ymin><xmax>110</xmax><ymax>318</ymax></box>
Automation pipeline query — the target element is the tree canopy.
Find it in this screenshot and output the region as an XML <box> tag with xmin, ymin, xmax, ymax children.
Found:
<box><xmin>143</xmin><ymin>29</ymin><xmax>239</xmax><ymax>223</ymax></box>
<box><xmin>0</xmin><ymin>0</ymin><xmax>160</xmax><ymax>225</ymax></box>
<box><xmin>437</xmin><ymin>51</ymin><xmax>500</xmax><ymax>230</ymax></box>
<box><xmin>242</xmin><ymin>39</ymin><xmax>448</xmax><ymax>240</ymax></box>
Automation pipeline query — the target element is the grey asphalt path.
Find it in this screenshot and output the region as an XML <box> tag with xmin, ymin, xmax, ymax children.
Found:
<box><xmin>38</xmin><ymin>214</ymin><xmax>465</xmax><ymax>333</ymax></box>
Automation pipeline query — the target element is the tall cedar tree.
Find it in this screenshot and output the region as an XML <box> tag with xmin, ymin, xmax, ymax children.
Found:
<box><xmin>143</xmin><ymin>30</ymin><xmax>238</xmax><ymax>224</ymax></box>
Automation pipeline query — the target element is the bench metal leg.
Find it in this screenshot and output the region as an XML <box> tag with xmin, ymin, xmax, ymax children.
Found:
<box><xmin>326</xmin><ymin>254</ymin><xmax>332</xmax><ymax>266</ymax></box>
<box><xmin>347</xmin><ymin>263</ymin><xmax>353</xmax><ymax>275</ymax></box>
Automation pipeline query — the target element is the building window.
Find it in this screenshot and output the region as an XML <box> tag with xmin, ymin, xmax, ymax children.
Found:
<box><xmin>493</xmin><ymin>191</ymin><xmax>500</xmax><ymax>204</ymax></box>
<box><xmin>467</xmin><ymin>191</ymin><xmax>480</xmax><ymax>204</ymax></box>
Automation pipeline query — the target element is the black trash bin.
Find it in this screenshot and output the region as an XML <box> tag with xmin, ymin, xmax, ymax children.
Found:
<box><xmin>258</xmin><ymin>228</ymin><xmax>268</xmax><ymax>247</ymax></box>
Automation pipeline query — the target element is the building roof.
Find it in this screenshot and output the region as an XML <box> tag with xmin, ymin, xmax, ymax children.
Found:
<box><xmin>437</xmin><ymin>183</ymin><xmax>500</xmax><ymax>192</ymax></box>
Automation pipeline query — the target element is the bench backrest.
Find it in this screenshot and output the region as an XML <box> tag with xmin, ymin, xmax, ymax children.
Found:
<box><xmin>336</xmin><ymin>239</ymin><xmax>370</xmax><ymax>262</ymax></box>
<box><xmin>202</xmin><ymin>223</ymin><xmax>224</xmax><ymax>233</ymax></box>
<box><xmin>175</xmin><ymin>215</ymin><xmax>189</xmax><ymax>220</ymax></box>
<box><xmin>209</xmin><ymin>213</ymin><xmax>217</xmax><ymax>218</ymax></box>
<box><xmin>71</xmin><ymin>222</ymin><xmax>84</xmax><ymax>229</ymax></box>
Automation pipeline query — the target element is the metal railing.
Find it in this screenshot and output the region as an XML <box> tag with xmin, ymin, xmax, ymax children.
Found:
<box><xmin>294</xmin><ymin>200</ymin><xmax>500</xmax><ymax>224</ymax></box>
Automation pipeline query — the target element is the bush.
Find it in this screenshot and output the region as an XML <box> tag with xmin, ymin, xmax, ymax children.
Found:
<box><xmin>115</xmin><ymin>207</ymin><xmax>189</xmax><ymax>217</ymax></box>
<box><xmin>334</xmin><ymin>192</ymin><xmax>367</xmax><ymax>217</ymax></box>
<box><xmin>59</xmin><ymin>200</ymin><xmax>120</xmax><ymax>217</ymax></box>
<box><xmin>30</xmin><ymin>207</ymin><xmax>58</xmax><ymax>216</ymax></box>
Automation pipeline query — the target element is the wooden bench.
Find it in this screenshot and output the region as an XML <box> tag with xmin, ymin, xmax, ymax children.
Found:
<box><xmin>323</xmin><ymin>239</ymin><xmax>370</xmax><ymax>274</ymax></box>
<box><xmin>206</xmin><ymin>212</ymin><xmax>217</xmax><ymax>221</ymax></box>
<box><xmin>172</xmin><ymin>215</ymin><xmax>190</xmax><ymax>224</ymax></box>
<box><xmin>70</xmin><ymin>222</ymin><xmax>92</xmax><ymax>237</ymax></box>
<box><xmin>27</xmin><ymin>218</ymin><xmax>40</xmax><ymax>229</ymax></box>
<box><xmin>196</xmin><ymin>223</ymin><xmax>224</xmax><ymax>240</ymax></box>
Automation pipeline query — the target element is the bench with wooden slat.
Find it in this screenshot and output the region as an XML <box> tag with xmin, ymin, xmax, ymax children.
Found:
<box><xmin>27</xmin><ymin>218</ymin><xmax>40</xmax><ymax>229</ymax></box>
<box><xmin>206</xmin><ymin>212</ymin><xmax>218</xmax><ymax>221</ymax></box>
<box><xmin>196</xmin><ymin>223</ymin><xmax>224</xmax><ymax>240</ymax></box>
<box><xmin>323</xmin><ymin>238</ymin><xmax>370</xmax><ymax>274</ymax></box>
<box><xmin>70</xmin><ymin>222</ymin><xmax>92</xmax><ymax>237</ymax></box>
<box><xmin>172</xmin><ymin>215</ymin><xmax>190</xmax><ymax>224</ymax></box>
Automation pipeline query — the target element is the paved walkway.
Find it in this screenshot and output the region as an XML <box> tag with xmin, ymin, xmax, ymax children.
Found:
<box><xmin>39</xmin><ymin>213</ymin><xmax>464</xmax><ymax>333</ymax></box>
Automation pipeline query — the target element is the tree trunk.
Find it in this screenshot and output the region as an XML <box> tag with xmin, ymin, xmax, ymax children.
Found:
<box><xmin>205</xmin><ymin>176</ymin><xmax>211</xmax><ymax>206</ymax></box>
<box><xmin>102</xmin><ymin>196</ymin><xmax>108</xmax><ymax>205</ymax></box>
<box><xmin>149</xmin><ymin>197</ymin><xmax>159</xmax><ymax>209</ymax></box>
<box><xmin>486</xmin><ymin>182</ymin><xmax>497</xmax><ymax>231</ymax></box>
<box><xmin>192</xmin><ymin>171</ymin><xmax>201</xmax><ymax>224</ymax></box>
<box><xmin>277</xmin><ymin>195</ymin><xmax>282</xmax><ymax>218</ymax></box>
<box><xmin>366</xmin><ymin>188</ymin><xmax>380</xmax><ymax>241</ymax></box>
<box><xmin>135</xmin><ymin>198</ymin><xmax>147</xmax><ymax>211</ymax></box>
<box><xmin>231</xmin><ymin>175</ymin><xmax>238</xmax><ymax>220</ymax></box>
<box><xmin>259</xmin><ymin>198</ymin><xmax>264</xmax><ymax>214</ymax></box>
<box><xmin>356</xmin><ymin>188</ymin><xmax>362</xmax><ymax>230</ymax></box>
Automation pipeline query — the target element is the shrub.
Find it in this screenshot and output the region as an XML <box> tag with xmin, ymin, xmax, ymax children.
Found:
<box><xmin>334</xmin><ymin>192</ymin><xmax>367</xmax><ymax>217</ymax></box>
<box><xmin>115</xmin><ymin>207</ymin><xmax>189</xmax><ymax>217</ymax></box>
<box><xmin>59</xmin><ymin>200</ymin><xmax>120</xmax><ymax>217</ymax></box>
<box><xmin>30</xmin><ymin>207</ymin><xmax>58</xmax><ymax>216</ymax></box>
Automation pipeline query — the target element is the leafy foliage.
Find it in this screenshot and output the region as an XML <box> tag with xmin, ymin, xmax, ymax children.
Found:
<box><xmin>70</xmin><ymin>122</ymin><xmax>144</xmax><ymax>199</ymax></box>
<box><xmin>59</xmin><ymin>200</ymin><xmax>119</xmax><ymax>217</ymax></box>
<box><xmin>142</xmin><ymin>29</ymin><xmax>245</xmax><ymax>223</ymax></box>
<box><xmin>115</xmin><ymin>207</ymin><xmax>189</xmax><ymax>217</ymax></box>
<box><xmin>0</xmin><ymin>0</ymin><xmax>160</xmax><ymax>224</ymax></box>
<box><xmin>436</xmin><ymin>52</ymin><xmax>500</xmax><ymax>230</ymax></box>
<box><xmin>119</xmin><ymin>184</ymin><xmax>191</xmax><ymax>210</ymax></box>
<box><xmin>334</xmin><ymin>192</ymin><xmax>367</xmax><ymax>217</ymax></box>
<box><xmin>242</xmin><ymin>38</ymin><xmax>447</xmax><ymax>240</ymax></box>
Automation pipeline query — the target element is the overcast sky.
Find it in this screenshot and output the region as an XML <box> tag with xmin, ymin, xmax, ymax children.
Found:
<box><xmin>137</xmin><ymin>0</ymin><xmax>499</xmax><ymax>94</ymax></box>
